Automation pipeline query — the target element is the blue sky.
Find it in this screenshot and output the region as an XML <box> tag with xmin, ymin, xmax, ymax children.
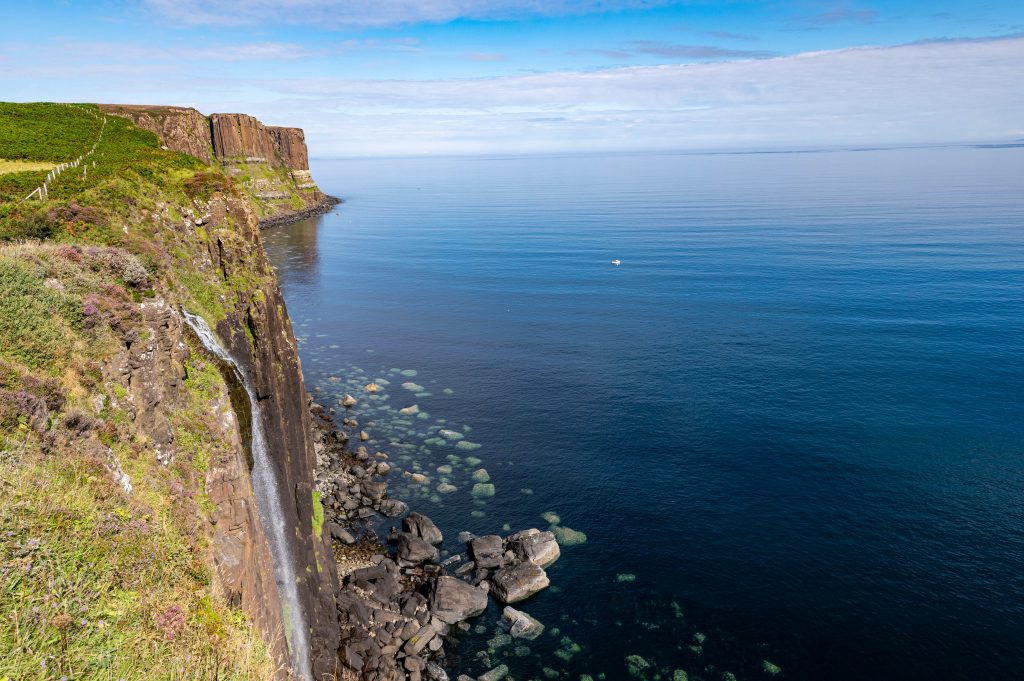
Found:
<box><xmin>2</xmin><ymin>1</ymin><xmax>1023</xmax><ymax>155</ymax></box>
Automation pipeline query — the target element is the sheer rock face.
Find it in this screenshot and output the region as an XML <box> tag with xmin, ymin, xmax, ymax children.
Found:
<box><xmin>210</xmin><ymin>113</ymin><xmax>277</xmax><ymax>164</ymax></box>
<box><xmin>210</xmin><ymin>114</ymin><xmax>310</xmax><ymax>170</ymax></box>
<box><xmin>98</xmin><ymin>104</ymin><xmax>214</xmax><ymax>163</ymax></box>
<box><xmin>206</xmin><ymin>195</ymin><xmax>341</xmax><ymax>679</ymax></box>
<box><xmin>268</xmin><ymin>126</ymin><xmax>310</xmax><ymax>170</ymax></box>
<box><xmin>105</xmin><ymin>194</ymin><xmax>343</xmax><ymax>679</ymax></box>
<box><xmin>99</xmin><ymin>106</ymin><xmax>311</xmax><ymax>171</ymax></box>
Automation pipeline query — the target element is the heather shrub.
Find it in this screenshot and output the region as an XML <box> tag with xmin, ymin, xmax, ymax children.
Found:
<box><xmin>86</xmin><ymin>247</ymin><xmax>150</xmax><ymax>288</ymax></box>
<box><xmin>183</xmin><ymin>171</ymin><xmax>234</xmax><ymax>200</ymax></box>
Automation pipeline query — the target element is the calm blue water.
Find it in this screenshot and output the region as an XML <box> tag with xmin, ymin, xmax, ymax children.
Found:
<box><xmin>263</xmin><ymin>147</ymin><xmax>1024</xmax><ymax>681</ymax></box>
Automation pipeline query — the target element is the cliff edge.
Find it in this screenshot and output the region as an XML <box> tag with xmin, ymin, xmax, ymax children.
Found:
<box><xmin>0</xmin><ymin>102</ymin><xmax>343</xmax><ymax>679</ymax></box>
<box><xmin>98</xmin><ymin>104</ymin><xmax>337</xmax><ymax>227</ymax></box>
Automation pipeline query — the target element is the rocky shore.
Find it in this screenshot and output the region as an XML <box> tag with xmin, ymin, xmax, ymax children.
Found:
<box><xmin>259</xmin><ymin>195</ymin><xmax>342</xmax><ymax>230</ymax></box>
<box><xmin>309</xmin><ymin>398</ymin><xmax>560</xmax><ymax>681</ymax></box>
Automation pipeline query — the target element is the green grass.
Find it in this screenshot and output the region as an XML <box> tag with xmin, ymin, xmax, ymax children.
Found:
<box><xmin>0</xmin><ymin>103</ymin><xmax>102</xmax><ymax>163</ymax></box>
<box><xmin>311</xmin><ymin>491</ymin><xmax>325</xmax><ymax>537</ymax></box>
<box><xmin>0</xmin><ymin>256</ymin><xmax>82</xmax><ymax>372</ymax></box>
<box><xmin>0</xmin><ymin>103</ymin><xmax>293</xmax><ymax>678</ymax></box>
<box><xmin>0</xmin><ymin>160</ymin><xmax>55</xmax><ymax>175</ymax></box>
<box><xmin>0</xmin><ymin>441</ymin><xmax>276</xmax><ymax>681</ymax></box>
<box><xmin>0</xmin><ymin>102</ymin><xmax>203</xmax><ymax>221</ymax></box>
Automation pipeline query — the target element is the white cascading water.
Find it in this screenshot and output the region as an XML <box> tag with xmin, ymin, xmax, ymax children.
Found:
<box><xmin>182</xmin><ymin>310</ymin><xmax>312</xmax><ymax>681</ymax></box>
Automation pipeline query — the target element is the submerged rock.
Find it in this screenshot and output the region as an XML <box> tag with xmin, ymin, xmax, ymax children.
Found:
<box><xmin>455</xmin><ymin>440</ymin><xmax>481</xmax><ymax>451</ymax></box>
<box><xmin>625</xmin><ymin>655</ymin><xmax>651</xmax><ymax>678</ymax></box>
<box><xmin>550</xmin><ymin>525</ymin><xmax>587</xmax><ymax>546</ymax></box>
<box><xmin>364</xmin><ymin>382</ymin><xmax>381</xmax><ymax>393</ymax></box>
<box><xmin>399</xmin><ymin>404</ymin><xmax>420</xmax><ymax>415</ymax></box>
<box><xmin>540</xmin><ymin>511</ymin><xmax>561</xmax><ymax>525</ymax></box>
<box><xmin>471</xmin><ymin>483</ymin><xmax>496</xmax><ymax>498</ymax></box>
<box><xmin>471</xmin><ymin>468</ymin><xmax>491</xmax><ymax>483</ymax></box>
<box><xmin>402</xmin><ymin>381</ymin><xmax>425</xmax><ymax>392</ymax></box>
<box><xmin>379</xmin><ymin>499</ymin><xmax>409</xmax><ymax>518</ymax></box>
<box><xmin>478</xmin><ymin>665</ymin><xmax>509</xmax><ymax>681</ymax></box>
<box><xmin>341</xmin><ymin>394</ymin><xmax>358</xmax><ymax>408</ymax></box>
<box><xmin>438</xmin><ymin>428</ymin><xmax>464</xmax><ymax>440</ymax></box>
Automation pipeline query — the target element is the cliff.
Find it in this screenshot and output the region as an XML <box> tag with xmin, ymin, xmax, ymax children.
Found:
<box><xmin>0</xmin><ymin>103</ymin><xmax>343</xmax><ymax>679</ymax></box>
<box><xmin>97</xmin><ymin>105</ymin><xmax>336</xmax><ymax>227</ymax></box>
<box><xmin>97</xmin><ymin>104</ymin><xmax>214</xmax><ymax>163</ymax></box>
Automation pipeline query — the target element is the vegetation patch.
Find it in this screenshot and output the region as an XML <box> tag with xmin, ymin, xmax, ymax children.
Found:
<box><xmin>0</xmin><ymin>438</ymin><xmax>274</xmax><ymax>680</ymax></box>
<box><xmin>0</xmin><ymin>159</ymin><xmax>55</xmax><ymax>175</ymax></box>
<box><xmin>0</xmin><ymin>255</ymin><xmax>82</xmax><ymax>372</ymax></box>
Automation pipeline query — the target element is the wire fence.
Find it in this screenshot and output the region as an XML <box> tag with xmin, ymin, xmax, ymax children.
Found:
<box><xmin>20</xmin><ymin>104</ymin><xmax>108</xmax><ymax>204</ymax></box>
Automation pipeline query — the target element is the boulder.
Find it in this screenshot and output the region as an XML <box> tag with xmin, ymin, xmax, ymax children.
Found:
<box><xmin>490</xmin><ymin>563</ymin><xmax>549</xmax><ymax>604</ymax></box>
<box><xmin>430</xmin><ymin>576</ymin><xmax>488</xmax><ymax>624</ymax></box>
<box><xmin>379</xmin><ymin>499</ymin><xmax>409</xmax><ymax>518</ymax></box>
<box><xmin>403</xmin><ymin>623</ymin><xmax>437</xmax><ymax>655</ymax></box>
<box><xmin>506</xmin><ymin>529</ymin><xmax>560</xmax><ymax>568</ymax></box>
<box><xmin>471</xmin><ymin>483</ymin><xmax>495</xmax><ymax>498</ymax></box>
<box><xmin>478</xmin><ymin>665</ymin><xmax>509</xmax><ymax>681</ymax></box>
<box><xmin>404</xmin><ymin>512</ymin><xmax>443</xmax><ymax>545</ymax></box>
<box><xmin>327</xmin><ymin>522</ymin><xmax>356</xmax><ymax>545</ymax></box>
<box><xmin>397</xmin><ymin>532</ymin><xmax>438</xmax><ymax>567</ymax></box>
<box><xmin>469</xmin><ymin>535</ymin><xmax>504</xmax><ymax>569</ymax></box>
<box><xmin>500</xmin><ymin>606</ymin><xmax>545</xmax><ymax>640</ymax></box>
<box><xmin>361</xmin><ymin>480</ymin><xmax>387</xmax><ymax>502</ymax></box>
<box><xmin>342</xmin><ymin>394</ymin><xmax>357</xmax><ymax>408</ymax></box>
<box><xmin>425</xmin><ymin>661</ymin><xmax>449</xmax><ymax>681</ymax></box>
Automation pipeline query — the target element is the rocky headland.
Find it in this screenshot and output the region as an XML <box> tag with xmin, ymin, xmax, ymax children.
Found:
<box><xmin>0</xmin><ymin>102</ymin><xmax>562</xmax><ymax>681</ymax></box>
<box><xmin>98</xmin><ymin>104</ymin><xmax>339</xmax><ymax>227</ymax></box>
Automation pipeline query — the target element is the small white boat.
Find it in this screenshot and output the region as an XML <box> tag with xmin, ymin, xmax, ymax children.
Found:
<box><xmin>611</xmin><ymin>259</ymin><xmax>621</xmax><ymax>265</ymax></box>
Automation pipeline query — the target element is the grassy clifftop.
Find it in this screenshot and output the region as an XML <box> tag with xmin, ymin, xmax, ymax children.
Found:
<box><xmin>0</xmin><ymin>103</ymin><xmax>289</xmax><ymax>680</ymax></box>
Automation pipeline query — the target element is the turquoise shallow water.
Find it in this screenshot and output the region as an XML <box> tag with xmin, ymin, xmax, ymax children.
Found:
<box><xmin>263</xmin><ymin>146</ymin><xmax>1024</xmax><ymax>681</ymax></box>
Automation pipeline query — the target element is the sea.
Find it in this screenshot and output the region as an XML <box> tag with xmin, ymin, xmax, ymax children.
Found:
<box><xmin>262</xmin><ymin>145</ymin><xmax>1024</xmax><ymax>681</ymax></box>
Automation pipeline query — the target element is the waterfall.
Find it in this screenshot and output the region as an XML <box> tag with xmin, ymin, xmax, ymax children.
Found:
<box><xmin>182</xmin><ymin>310</ymin><xmax>312</xmax><ymax>681</ymax></box>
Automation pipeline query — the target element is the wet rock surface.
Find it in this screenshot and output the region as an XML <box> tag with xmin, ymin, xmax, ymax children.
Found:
<box><xmin>311</xmin><ymin>398</ymin><xmax>563</xmax><ymax>680</ymax></box>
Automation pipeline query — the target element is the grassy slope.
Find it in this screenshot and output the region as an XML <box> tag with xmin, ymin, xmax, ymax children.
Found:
<box><xmin>0</xmin><ymin>104</ymin><xmax>279</xmax><ymax>680</ymax></box>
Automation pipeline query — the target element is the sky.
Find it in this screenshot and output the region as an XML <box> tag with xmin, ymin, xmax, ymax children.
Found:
<box><xmin>2</xmin><ymin>1</ymin><xmax>1023</xmax><ymax>156</ymax></box>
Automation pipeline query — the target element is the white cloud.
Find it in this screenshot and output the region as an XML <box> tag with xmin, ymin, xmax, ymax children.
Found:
<box><xmin>3</xmin><ymin>36</ymin><xmax>1021</xmax><ymax>155</ymax></box>
<box><xmin>255</xmin><ymin>36</ymin><xmax>1024</xmax><ymax>155</ymax></box>
<box><xmin>143</xmin><ymin>0</ymin><xmax>682</xmax><ymax>28</ymax></box>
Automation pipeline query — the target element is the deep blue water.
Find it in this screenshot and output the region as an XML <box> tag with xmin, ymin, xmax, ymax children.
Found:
<box><xmin>263</xmin><ymin>147</ymin><xmax>1024</xmax><ymax>681</ymax></box>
